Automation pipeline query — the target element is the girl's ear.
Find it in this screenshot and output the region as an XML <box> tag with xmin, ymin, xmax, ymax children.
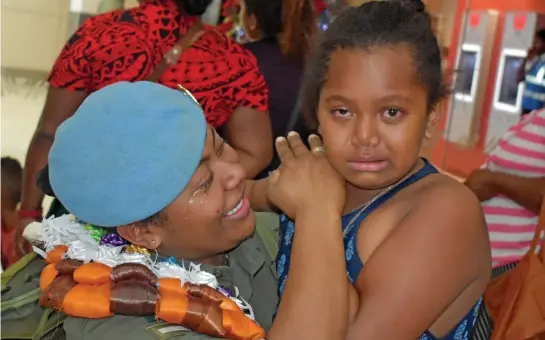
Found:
<box><xmin>425</xmin><ymin>110</ymin><xmax>439</xmax><ymax>140</ymax></box>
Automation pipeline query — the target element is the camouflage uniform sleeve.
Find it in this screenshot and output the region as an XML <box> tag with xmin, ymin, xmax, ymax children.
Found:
<box><xmin>63</xmin><ymin>315</ymin><xmax>223</xmax><ymax>340</ymax></box>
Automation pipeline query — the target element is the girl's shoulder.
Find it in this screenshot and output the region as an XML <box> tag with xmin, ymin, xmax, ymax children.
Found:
<box><xmin>411</xmin><ymin>173</ymin><xmax>481</xmax><ymax>215</ymax></box>
<box><xmin>374</xmin><ymin>172</ymin><xmax>484</xmax><ymax>244</ymax></box>
<box><xmin>379</xmin><ymin>171</ymin><xmax>478</xmax><ymax>215</ymax></box>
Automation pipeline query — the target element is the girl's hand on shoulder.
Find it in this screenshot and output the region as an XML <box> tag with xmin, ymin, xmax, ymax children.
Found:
<box><xmin>267</xmin><ymin>132</ymin><xmax>345</xmax><ymax>219</ymax></box>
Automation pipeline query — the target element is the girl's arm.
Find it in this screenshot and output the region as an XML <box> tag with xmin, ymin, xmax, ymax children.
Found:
<box><xmin>268</xmin><ymin>209</ymin><xmax>348</xmax><ymax>340</ymax></box>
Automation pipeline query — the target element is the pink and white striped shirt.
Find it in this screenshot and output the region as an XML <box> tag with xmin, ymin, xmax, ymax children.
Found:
<box><xmin>484</xmin><ymin>109</ymin><xmax>545</xmax><ymax>268</ymax></box>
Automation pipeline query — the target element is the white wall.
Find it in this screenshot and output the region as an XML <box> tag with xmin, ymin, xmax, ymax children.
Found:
<box><xmin>1</xmin><ymin>0</ymin><xmax>70</xmax><ymax>72</ymax></box>
<box><xmin>1</xmin><ymin>0</ymin><xmax>71</xmax><ymax>164</ymax></box>
<box><xmin>1</xmin><ymin>76</ymin><xmax>48</xmax><ymax>163</ymax></box>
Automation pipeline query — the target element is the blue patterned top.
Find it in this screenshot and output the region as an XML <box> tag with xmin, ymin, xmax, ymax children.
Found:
<box><xmin>276</xmin><ymin>159</ymin><xmax>482</xmax><ymax>340</ymax></box>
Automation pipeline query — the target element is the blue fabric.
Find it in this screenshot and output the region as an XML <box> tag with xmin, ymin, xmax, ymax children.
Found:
<box><xmin>276</xmin><ymin>159</ymin><xmax>482</xmax><ymax>339</ymax></box>
<box><xmin>522</xmin><ymin>55</ymin><xmax>545</xmax><ymax>111</ymax></box>
<box><xmin>49</xmin><ymin>81</ymin><xmax>207</xmax><ymax>227</ymax></box>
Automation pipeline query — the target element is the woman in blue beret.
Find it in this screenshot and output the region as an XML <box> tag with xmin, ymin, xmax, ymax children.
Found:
<box><xmin>4</xmin><ymin>81</ymin><xmax>346</xmax><ymax>340</ymax></box>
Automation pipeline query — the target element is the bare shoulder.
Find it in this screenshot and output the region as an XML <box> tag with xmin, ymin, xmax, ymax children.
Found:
<box><xmin>406</xmin><ymin>173</ymin><xmax>490</xmax><ymax>257</ymax></box>
<box><xmin>417</xmin><ymin>173</ymin><xmax>482</xmax><ymax>210</ymax></box>
<box><xmin>417</xmin><ymin>173</ymin><xmax>484</xmax><ymax>220</ymax></box>
<box><xmin>357</xmin><ymin>173</ymin><xmax>488</xmax><ymax>265</ymax></box>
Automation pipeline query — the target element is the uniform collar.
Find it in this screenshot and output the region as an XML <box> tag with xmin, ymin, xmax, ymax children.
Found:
<box><xmin>156</xmin><ymin>235</ymin><xmax>266</xmax><ymax>278</ymax></box>
<box><xmin>155</xmin><ymin>235</ymin><xmax>266</xmax><ymax>301</ymax></box>
<box><xmin>229</xmin><ymin>235</ymin><xmax>266</xmax><ymax>277</ymax></box>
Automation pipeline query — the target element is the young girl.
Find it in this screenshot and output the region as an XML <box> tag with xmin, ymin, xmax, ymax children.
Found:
<box><xmin>250</xmin><ymin>0</ymin><xmax>492</xmax><ymax>339</ymax></box>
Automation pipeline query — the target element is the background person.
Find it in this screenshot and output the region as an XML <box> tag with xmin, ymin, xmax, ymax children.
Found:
<box><xmin>518</xmin><ymin>29</ymin><xmax>545</xmax><ymax>116</ymax></box>
<box><xmin>465</xmin><ymin>108</ymin><xmax>545</xmax><ymax>338</ymax></box>
<box><xmin>240</xmin><ymin>0</ymin><xmax>317</xmax><ymax>178</ymax></box>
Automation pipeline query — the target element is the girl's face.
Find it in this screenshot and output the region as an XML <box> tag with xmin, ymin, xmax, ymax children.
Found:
<box><xmin>317</xmin><ymin>45</ymin><xmax>438</xmax><ymax>191</ymax></box>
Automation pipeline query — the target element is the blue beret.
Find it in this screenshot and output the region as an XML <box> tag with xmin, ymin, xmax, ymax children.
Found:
<box><xmin>49</xmin><ymin>81</ymin><xmax>207</xmax><ymax>227</ymax></box>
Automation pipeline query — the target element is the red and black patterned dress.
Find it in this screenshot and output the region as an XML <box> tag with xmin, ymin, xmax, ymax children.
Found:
<box><xmin>48</xmin><ymin>0</ymin><xmax>269</xmax><ymax>128</ymax></box>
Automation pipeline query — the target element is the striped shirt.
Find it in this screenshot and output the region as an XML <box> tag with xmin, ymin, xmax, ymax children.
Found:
<box><xmin>483</xmin><ymin>109</ymin><xmax>545</xmax><ymax>267</ymax></box>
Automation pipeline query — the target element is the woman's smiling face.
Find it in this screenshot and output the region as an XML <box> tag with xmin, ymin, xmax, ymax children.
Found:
<box><xmin>146</xmin><ymin>126</ymin><xmax>256</xmax><ymax>261</ymax></box>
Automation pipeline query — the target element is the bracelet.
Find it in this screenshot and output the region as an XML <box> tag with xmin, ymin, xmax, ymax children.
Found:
<box><xmin>18</xmin><ymin>209</ymin><xmax>43</xmax><ymax>219</ymax></box>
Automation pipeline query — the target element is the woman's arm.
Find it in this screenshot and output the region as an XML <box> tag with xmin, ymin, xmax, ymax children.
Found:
<box><xmin>17</xmin><ymin>88</ymin><xmax>86</xmax><ymax>256</ymax></box>
<box><xmin>488</xmin><ymin>172</ymin><xmax>545</xmax><ymax>214</ymax></box>
<box><xmin>20</xmin><ymin>17</ymin><xmax>98</xmax><ymax>220</ymax></box>
<box><xmin>224</xmin><ymin>107</ymin><xmax>273</xmax><ymax>179</ymax></box>
<box><xmin>21</xmin><ymin>88</ymin><xmax>86</xmax><ymax>213</ymax></box>
<box><xmin>221</xmin><ymin>45</ymin><xmax>274</xmax><ymax>179</ymax></box>
<box><xmin>17</xmin><ymin>23</ymin><xmax>92</xmax><ymax>256</ymax></box>
<box><xmin>465</xmin><ymin>169</ymin><xmax>545</xmax><ymax>214</ymax></box>
<box><xmin>346</xmin><ymin>183</ymin><xmax>490</xmax><ymax>339</ymax></box>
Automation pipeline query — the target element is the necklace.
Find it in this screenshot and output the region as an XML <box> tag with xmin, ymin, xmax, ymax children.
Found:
<box><xmin>342</xmin><ymin>182</ymin><xmax>400</xmax><ymax>238</ymax></box>
<box><xmin>342</xmin><ymin>160</ymin><xmax>426</xmax><ymax>238</ymax></box>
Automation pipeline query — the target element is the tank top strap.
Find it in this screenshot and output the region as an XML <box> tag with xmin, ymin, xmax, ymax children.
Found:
<box><xmin>343</xmin><ymin>158</ymin><xmax>438</xmax><ymax>235</ymax></box>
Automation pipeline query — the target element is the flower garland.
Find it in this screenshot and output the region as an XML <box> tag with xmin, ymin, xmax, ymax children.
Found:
<box><xmin>24</xmin><ymin>215</ymin><xmax>256</xmax><ymax>319</ymax></box>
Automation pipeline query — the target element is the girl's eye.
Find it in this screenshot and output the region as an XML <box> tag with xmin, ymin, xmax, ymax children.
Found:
<box><xmin>382</xmin><ymin>107</ymin><xmax>403</xmax><ymax>120</ymax></box>
<box><xmin>331</xmin><ymin>108</ymin><xmax>352</xmax><ymax>117</ymax></box>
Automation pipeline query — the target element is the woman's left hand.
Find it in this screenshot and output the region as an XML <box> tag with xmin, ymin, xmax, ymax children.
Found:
<box><xmin>267</xmin><ymin>132</ymin><xmax>345</xmax><ymax>219</ymax></box>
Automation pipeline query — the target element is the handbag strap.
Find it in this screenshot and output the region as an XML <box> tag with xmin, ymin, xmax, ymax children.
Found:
<box><xmin>145</xmin><ymin>21</ymin><xmax>213</xmax><ymax>82</ymax></box>
<box><xmin>529</xmin><ymin>198</ymin><xmax>545</xmax><ymax>260</ymax></box>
